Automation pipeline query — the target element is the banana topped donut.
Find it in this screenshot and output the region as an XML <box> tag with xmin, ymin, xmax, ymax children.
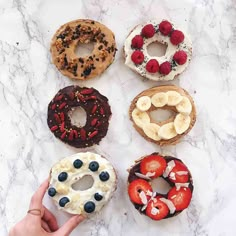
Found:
<box><xmin>124</xmin><ymin>20</ymin><xmax>192</xmax><ymax>81</ymax></box>
<box><xmin>128</xmin><ymin>153</ymin><xmax>193</xmax><ymax>221</ymax></box>
<box><xmin>130</xmin><ymin>85</ymin><xmax>196</xmax><ymax>146</ymax></box>
<box><xmin>47</xmin><ymin>86</ymin><xmax>111</xmax><ymax>148</ymax></box>
<box><xmin>51</xmin><ymin>19</ymin><xmax>117</xmax><ymax>80</ymax></box>
<box><xmin>48</xmin><ymin>152</ymin><xmax>117</xmax><ymax>215</ymax></box>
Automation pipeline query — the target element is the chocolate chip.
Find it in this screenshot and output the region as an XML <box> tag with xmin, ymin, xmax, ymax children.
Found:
<box><xmin>84</xmin><ymin>67</ymin><xmax>91</xmax><ymax>76</ymax></box>
<box><xmin>98</xmin><ymin>45</ymin><xmax>103</xmax><ymax>50</ymax></box>
<box><xmin>79</xmin><ymin>58</ymin><xmax>84</xmax><ymax>63</ymax></box>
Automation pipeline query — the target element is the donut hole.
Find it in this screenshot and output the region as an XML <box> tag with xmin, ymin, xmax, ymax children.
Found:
<box><xmin>150</xmin><ymin>109</ymin><xmax>175</xmax><ymax>123</ymax></box>
<box><xmin>72</xmin><ymin>175</ymin><xmax>94</xmax><ymax>191</ymax></box>
<box><xmin>147</xmin><ymin>41</ymin><xmax>167</xmax><ymax>57</ymax></box>
<box><xmin>69</xmin><ymin>107</ymin><xmax>87</xmax><ymax>127</ymax></box>
<box><xmin>151</xmin><ymin>177</ymin><xmax>172</xmax><ymax>194</ymax></box>
<box><xmin>75</xmin><ymin>42</ymin><xmax>95</xmax><ymax>57</ymax></box>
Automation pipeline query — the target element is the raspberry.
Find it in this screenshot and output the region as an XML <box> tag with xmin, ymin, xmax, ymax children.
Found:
<box><xmin>131</xmin><ymin>50</ymin><xmax>144</xmax><ymax>64</ymax></box>
<box><xmin>146</xmin><ymin>59</ymin><xmax>159</xmax><ymax>73</ymax></box>
<box><xmin>141</xmin><ymin>24</ymin><xmax>155</xmax><ymax>38</ymax></box>
<box><xmin>159</xmin><ymin>20</ymin><xmax>172</xmax><ymax>36</ymax></box>
<box><xmin>131</xmin><ymin>35</ymin><xmax>144</xmax><ymax>49</ymax></box>
<box><xmin>159</xmin><ymin>61</ymin><xmax>171</xmax><ymax>75</ymax></box>
<box><xmin>173</xmin><ymin>50</ymin><xmax>187</xmax><ymax>65</ymax></box>
<box><xmin>170</xmin><ymin>30</ymin><xmax>184</xmax><ymax>45</ymax></box>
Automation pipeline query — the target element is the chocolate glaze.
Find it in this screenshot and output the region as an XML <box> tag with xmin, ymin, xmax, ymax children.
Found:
<box><xmin>47</xmin><ymin>86</ymin><xmax>111</xmax><ymax>148</ymax></box>
<box><xmin>128</xmin><ymin>152</ymin><xmax>194</xmax><ymax>220</ymax></box>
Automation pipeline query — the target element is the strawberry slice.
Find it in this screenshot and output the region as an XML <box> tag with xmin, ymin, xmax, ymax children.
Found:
<box><xmin>168</xmin><ymin>187</ymin><xmax>192</xmax><ymax>211</ymax></box>
<box><xmin>168</xmin><ymin>160</ymin><xmax>189</xmax><ymax>183</ymax></box>
<box><xmin>140</xmin><ymin>155</ymin><xmax>167</xmax><ymax>178</ymax></box>
<box><xmin>146</xmin><ymin>198</ymin><xmax>169</xmax><ymax>220</ymax></box>
<box><xmin>128</xmin><ymin>179</ymin><xmax>152</xmax><ymax>204</ymax></box>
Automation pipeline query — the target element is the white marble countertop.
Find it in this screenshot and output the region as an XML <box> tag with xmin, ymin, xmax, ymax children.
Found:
<box><xmin>0</xmin><ymin>0</ymin><xmax>236</xmax><ymax>235</ymax></box>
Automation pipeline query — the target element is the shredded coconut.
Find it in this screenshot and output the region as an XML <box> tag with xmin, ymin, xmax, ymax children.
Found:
<box><xmin>135</xmin><ymin>172</ymin><xmax>151</xmax><ymax>180</ymax></box>
<box><xmin>163</xmin><ymin>160</ymin><xmax>176</xmax><ymax>178</ymax></box>
<box><xmin>151</xmin><ymin>207</ymin><xmax>160</xmax><ymax>215</ymax></box>
<box><xmin>169</xmin><ymin>172</ymin><xmax>176</xmax><ymax>180</ymax></box>
<box><xmin>175</xmin><ymin>182</ymin><xmax>189</xmax><ymax>191</ymax></box>
<box><xmin>139</xmin><ymin>191</ymin><xmax>148</xmax><ymax>205</ymax></box>
<box><xmin>176</xmin><ymin>171</ymin><xmax>188</xmax><ymax>176</ymax></box>
<box><xmin>159</xmin><ymin>198</ymin><xmax>176</xmax><ymax>214</ymax></box>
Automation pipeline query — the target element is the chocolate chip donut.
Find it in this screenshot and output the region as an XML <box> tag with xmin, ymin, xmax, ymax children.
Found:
<box><xmin>47</xmin><ymin>86</ymin><xmax>111</xmax><ymax>148</ymax></box>
<box><xmin>128</xmin><ymin>153</ymin><xmax>193</xmax><ymax>221</ymax></box>
<box><xmin>51</xmin><ymin>19</ymin><xmax>117</xmax><ymax>80</ymax></box>
<box><xmin>48</xmin><ymin>152</ymin><xmax>117</xmax><ymax>215</ymax></box>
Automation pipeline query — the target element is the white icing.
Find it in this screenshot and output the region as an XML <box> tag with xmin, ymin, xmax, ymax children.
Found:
<box><xmin>175</xmin><ymin>182</ymin><xmax>189</xmax><ymax>191</ymax></box>
<box><xmin>163</xmin><ymin>160</ymin><xmax>176</xmax><ymax>178</ymax></box>
<box><xmin>124</xmin><ymin>20</ymin><xmax>192</xmax><ymax>81</ymax></box>
<box><xmin>49</xmin><ymin>152</ymin><xmax>117</xmax><ymax>215</ymax></box>
<box><xmin>159</xmin><ymin>198</ymin><xmax>176</xmax><ymax>214</ymax></box>
<box><xmin>139</xmin><ymin>191</ymin><xmax>148</xmax><ymax>204</ymax></box>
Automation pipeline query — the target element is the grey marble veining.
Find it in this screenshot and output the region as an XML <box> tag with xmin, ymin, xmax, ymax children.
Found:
<box><xmin>0</xmin><ymin>0</ymin><xmax>236</xmax><ymax>235</ymax></box>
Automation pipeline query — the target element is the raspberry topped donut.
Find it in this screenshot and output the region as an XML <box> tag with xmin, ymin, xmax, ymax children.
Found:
<box><xmin>47</xmin><ymin>85</ymin><xmax>111</xmax><ymax>148</ymax></box>
<box><xmin>128</xmin><ymin>153</ymin><xmax>193</xmax><ymax>221</ymax></box>
<box><xmin>129</xmin><ymin>85</ymin><xmax>196</xmax><ymax>146</ymax></box>
<box><xmin>124</xmin><ymin>20</ymin><xmax>192</xmax><ymax>81</ymax></box>
<box><xmin>51</xmin><ymin>19</ymin><xmax>117</xmax><ymax>80</ymax></box>
<box><xmin>48</xmin><ymin>152</ymin><xmax>117</xmax><ymax>215</ymax></box>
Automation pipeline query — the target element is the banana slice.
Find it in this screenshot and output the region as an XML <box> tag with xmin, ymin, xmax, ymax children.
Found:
<box><xmin>151</xmin><ymin>92</ymin><xmax>168</xmax><ymax>107</ymax></box>
<box><xmin>176</xmin><ymin>96</ymin><xmax>192</xmax><ymax>115</ymax></box>
<box><xmin>174</xmin><ymin>114</ymin><xmax>191</xmax><ymax>134</ymax></box>
<box><xmin>166</xmin><ymin>91</ymin><xmax>183</xmax><ymax>106</ymax></box>
<box><xmin>158</xmin><ymin>122</ymin><xmax>177</xmax><ymax>140</ymax></box>
<box><xmin>131</xmin><ymin>108</ymin><xmax>150</xmax><ymax>128</ymax></box>
<box><xmin>136</xmin><ymin>96</ymin><xmax>151</xmax><ymax>111</ymax></box>
<box><xmin>143</xmin><ymin>123</ymin><xmax>161</xmax><ymax>141</ymax></box>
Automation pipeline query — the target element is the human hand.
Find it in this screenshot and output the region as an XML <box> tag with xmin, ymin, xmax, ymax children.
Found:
<box><xmin>9</xmin><ymin>179</ymin><xmax>85</xmax><ymax>236</ymax></box>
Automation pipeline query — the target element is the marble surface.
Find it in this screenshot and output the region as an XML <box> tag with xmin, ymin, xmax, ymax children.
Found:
<box><xmin>0</xmin><ymin>0</ymin><xmax>236</xmax><ymax>235</ymax></box>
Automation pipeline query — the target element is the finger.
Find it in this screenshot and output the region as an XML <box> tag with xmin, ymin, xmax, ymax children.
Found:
<box><xmin>56</xmin><ymin>215</ymin><xmax>85</xmax><ymax>236</ymax></box>
<box><xmin>42</xmin><ymin>206</ymin><xmax>59</xmax><ymax>232</ymax></box>
<box><xmin>41</xmin><ymin>219</ymin><xmax>52</xmax><ymax>233</ymax></box>
<box><xmin>29</xmin><ymin>179</ymin><xmax>49</xmax><ymax>209</ymax></box>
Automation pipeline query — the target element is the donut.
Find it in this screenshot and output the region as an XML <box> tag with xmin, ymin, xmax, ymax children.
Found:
<box><xmin>127</xmin><ymin>153</ymin><xmax>193</xmax><ymax>221</ymax></box>
<box><xmin>48</xmin><ymin>152</ymin><xmax>117</xmax><ymax>215</ymax></box>
<box><xmin>47</xmin><ymin>85</ymin><xmax>111</xmax><ymax>148</ymax></box>
<box><xmin>129</xmin><ymin>85</ymin><xmax>196</xmax><ymax>146</ymax></box>
<box><xmin>124</xmin><ymin>20</ymin><xmax>192</xmax><ymax>81</ymax></box>
<box><xmin>51</xmin><ymin>19</ymin><xmax>117</xmax><ymax>80</ymax></box>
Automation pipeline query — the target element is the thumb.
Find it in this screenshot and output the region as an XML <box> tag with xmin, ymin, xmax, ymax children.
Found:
<box><xmin>56</xmin><ymin>215</ymin><xmax>85</xmax><ymax>236</ymax></box>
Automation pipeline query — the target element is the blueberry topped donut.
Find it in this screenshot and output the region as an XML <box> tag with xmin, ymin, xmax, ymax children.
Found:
<box><xmin>128</xmin><ymin>153</ymin><xmax>193</xmax><ymax>221</ymax></box>
<box><xmin>51</xmin><ymin>19</ymin><xmax>117</xmax><ymax>80</ymax></box>
<box><xmin>48</xmin><ymin>152</ymin><xmax>117</xmax><ymax>215</ymax></box>
<box><xmin>124</xmin><ymin>20</ymin><xmax>192</xmax><ymax>81</ymax></box>
<box><xmin>47</xmin><ymin>86</ymin><xmax>111</xmax><ymax>148</ymax></box>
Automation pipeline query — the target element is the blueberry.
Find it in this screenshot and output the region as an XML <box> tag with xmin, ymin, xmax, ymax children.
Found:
<box><xmin>84</xmin><ymin>201</ymin><xmax>95</xmax><ymax>213</ymax></box>
<box><xmin>89</xmin><ymin>161</ymin><xmax>99</xmax><ymax>172</ymax></box>
<box><xmin>73</xmin><ymin>159</ymin><xmax>83</xmax><ymax>169</ymax></box>
<box><xmin>99</xmin><ymin>171</ymin><xmax>110</xmax><ymax>181</ymax></box>
<box><xmin>48</xmin><ymin>187</ymin><xmax>56</xmax><ymax>197</ymax></box>
<box><xmin>58</xmin><ymin>172</ymin><xmax>68</xmax><ymax>182</ymax></box>
<box><xmin>59</xmin><ymin>197</ymin><xmax>70</xmax><ymax>207</ymax></box>
<box><xmin>94</xmin><ymin>193</ymin><xmax>103</xmax><ymax>201</ymax></box>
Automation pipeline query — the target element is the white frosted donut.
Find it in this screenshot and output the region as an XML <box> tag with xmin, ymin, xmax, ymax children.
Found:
<box><xmin>124</xmin><ymin>20</ymin><xmax>192</xmax><ymax>81</ymax></box>
<box><xmin>48</xmin><ymin>152</ymin><xmax>117</xmax><ymax>215</ymax></box>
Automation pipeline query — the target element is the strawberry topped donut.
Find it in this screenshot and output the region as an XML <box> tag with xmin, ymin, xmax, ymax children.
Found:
<box><xmin>128</xmin><ymin>153</ymin><xmax>193</xmax><ymax>221</ymax></box>
<box><xmin>124</xmin><ymin>20</ymin><xmax>192</xmax><ymax>81</ymax></box>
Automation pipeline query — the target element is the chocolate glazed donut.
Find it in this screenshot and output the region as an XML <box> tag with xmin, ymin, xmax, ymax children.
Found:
<box><xmin>47</xmin><ymin>86</ymin><xmax>111</xmax><ymax>148</ymax></box>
